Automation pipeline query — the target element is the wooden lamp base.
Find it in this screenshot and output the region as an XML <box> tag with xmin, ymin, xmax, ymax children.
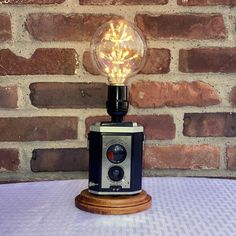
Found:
<box><xmin>75</xmin><ymin>189</ymin><xmax>152</xmax><ymax>215</ymax></box>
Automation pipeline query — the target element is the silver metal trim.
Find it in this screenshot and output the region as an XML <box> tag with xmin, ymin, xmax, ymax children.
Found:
<box><xmin>88</xmin><ymin>189</ymin><xmax>142</xmax><ymax>195</ymax></box>
<box><xmin>101</xmin><ymin>136</ymin><xmax>131</xmax><ymax>189</ymax></box>
<box><xmin>90</xmin><ymin>123</ymin><xmax>143</xmax><ymax>133</ymax></box>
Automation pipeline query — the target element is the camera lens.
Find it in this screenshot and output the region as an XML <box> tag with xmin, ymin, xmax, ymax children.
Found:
<box><xmin>106</xmin><ymin>144</ymin><xmax>127</xmax><ymax>163</ymax></box>
<box><xmin>108</xmin><ymin>166</ymin><xmax>124</xmax><ymax>182</ymax></box>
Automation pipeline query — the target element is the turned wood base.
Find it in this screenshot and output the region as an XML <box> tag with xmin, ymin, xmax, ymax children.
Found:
<box><xmin>75</xmin><ymin>189</ymin><xmax>152</xmax><ymax>215</ymax></box>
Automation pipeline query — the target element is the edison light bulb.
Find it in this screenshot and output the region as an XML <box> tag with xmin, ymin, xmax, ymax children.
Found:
<box><xmin>90</xmin><ymin>19</ymin><xmax>146</xmax><ymax>85</ymax></box>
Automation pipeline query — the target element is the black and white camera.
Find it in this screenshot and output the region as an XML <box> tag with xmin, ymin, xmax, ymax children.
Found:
<box><xmin>88</xmin><ymin>121</ymin><xmax>144</xmax><ymax>195</ymax></box>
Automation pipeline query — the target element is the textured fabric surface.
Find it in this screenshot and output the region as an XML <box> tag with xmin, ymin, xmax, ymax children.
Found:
<box><xmin>0</xmin><ymin>177</ymin><xmax>236</xmax><ymax>236</ymax></box>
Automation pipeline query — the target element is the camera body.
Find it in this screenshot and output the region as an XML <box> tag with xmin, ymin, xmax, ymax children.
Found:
<box><xmin>88</xmin><ymin>122</ymin><xmax>144</xmax><ymax>195</ymax></box>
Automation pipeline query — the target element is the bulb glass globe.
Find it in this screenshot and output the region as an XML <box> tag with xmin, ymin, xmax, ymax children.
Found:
<box><xmin>90</xmin><ymin>19</ymin><xmax>146</xmax><ymax>85</ymax></box>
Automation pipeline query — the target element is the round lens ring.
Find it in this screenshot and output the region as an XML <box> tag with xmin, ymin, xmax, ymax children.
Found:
<box><xmin>106</xmin><ymin>144</ymin><xmax>127</xmax><ymax>164</ymax></box>
<box><xmin>108</xmin><ymin>166</ymin><xmax>124</xmax><ymax>182</ymax></box>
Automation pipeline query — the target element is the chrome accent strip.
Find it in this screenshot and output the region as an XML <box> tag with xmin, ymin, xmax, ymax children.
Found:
<box><xmin>88</xmin><ymin>189</ymin><xmax>142</xmax><ymax>195</ymax></box>
<box><xmin>90</xmin><ymin>123</ymin><xmax>143</xmax><ymax>133</ymax></box>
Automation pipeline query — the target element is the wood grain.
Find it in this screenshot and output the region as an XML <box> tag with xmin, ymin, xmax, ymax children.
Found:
<box><xmin>75</xmin><ymin>189</ymin><xmax>152</xmax><ymax>215</ymax></box>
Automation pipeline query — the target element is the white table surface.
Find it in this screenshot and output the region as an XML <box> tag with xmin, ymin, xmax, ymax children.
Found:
<box><xmin>0</xmin><ymin>177</ymin><xmax>236</xmax><ymax>236</ymax></box>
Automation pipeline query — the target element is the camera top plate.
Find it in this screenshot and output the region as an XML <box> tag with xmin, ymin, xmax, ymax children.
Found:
<box><xmin>90</xmin><ymin>122</ymin><xmax>143</xmax><ymax>133</ymax></box>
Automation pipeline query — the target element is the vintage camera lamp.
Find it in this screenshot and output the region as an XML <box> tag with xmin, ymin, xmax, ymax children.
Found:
<box><xmin>75</xmin><ymin>19</ymin><xmax>152</xmax><ymax>214</ymax></box>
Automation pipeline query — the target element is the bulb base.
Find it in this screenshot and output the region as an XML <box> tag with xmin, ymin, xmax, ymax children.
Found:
<box><xmin>106</xmin><ymin>85</ymin><xmax>129</xmax><ymax>123</ymax></box>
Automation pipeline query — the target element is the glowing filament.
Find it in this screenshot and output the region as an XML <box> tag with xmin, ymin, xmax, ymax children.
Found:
<box><xmin>98</xmin><ymin>22</ymin><xmax>142</xmax><ymax>83</ymax></box>
<box><xmin>91</xmin><ymin>19</ymin><xmax>146</xmax><ymax>85</ymax></box>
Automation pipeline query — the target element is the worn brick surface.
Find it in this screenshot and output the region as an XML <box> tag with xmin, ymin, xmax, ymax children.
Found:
<box><xmin>31</xmin><ymin>148</ymin><xmax>88</xmax><ymax>172</ymax></box>
<box><xmin>79</xmin><ymin>0</ymin><xmax>167</xmax><ymax>5</ymax></box>
<box><xmin>0</xmin><ymin>86</ymin><xmax>18</xmax><ymax>108</ymax></box>
<box><xmin>229</xmin><ymin>86</ymin><xmax>236</xmax><ymax>107</ymax></box>
<box><xmin>0</xmin><ymin>49</ymin><xmax>78</xmax><ymax>76</ymax></box>
<box><xmin>0</xmin><ymin>14</ymin><xmax>11</xmax><ymax>41</ymax></box>
<box><xmin>178</xmin><ymin>0</ymin><xmax>236</xmax><ymax>6</ymax></box>
<box><xmin>0</xmin><ymin>149</ymin><xmax>19</xmax><ymax>171</ymax></box>
<box><xmin>227</xmin><ymin>146</ymin><xmax>236</xmax><ymax>170</ymax></box>
<box><xmin>0</xmin><ymin>117</ymin><xmax>78</xmax><ymax>141</ymax></box>
<box><xmin>30</xmin><ymin>83</ymin><xmax>107</xmax><ymax>108</ymax></box>
<box><xmin>135</xmin><ymin>14</ymin><xmax>226</xmax><ymax>40</ymax></box>
<box><xmin>140</xmin><ymin>48</ymin><xmax>170</xmax><ymax>74</ymax></box>
<box><xmin>179</xmin><ymin>48</ymin><xmax>236</xmax><ymax>73</ymax></box>
<box><xmin>85</xmin><ymin>115</ymin><xmax>176</xmax><ymax>140</ymax></box>
<box><xmin>0</xmin><ymin>0</ymin><xmax>65</xmax><ymax>4</ymax></box>
<box><xmin>83</xmin><ymin>48</ymin><xmax>171</xmax><ymax>75</ymax></box>
<box><xmin>130</xmin><ymin>81</ymin><xmax>220</xmax><ymax>108</ymax></box>
<box><xmin>144</xmin><ymin>145</ymin><xmax>220</xmax><ymax>169</ymax></box>
<box><xmin>184</xmin><ymin>113</ymin><xmax>236</xmax><ymax>137</ymax></box>
<box><xmin>26</xmin><ymin>14</ymin><xmax>117</xmax><ymax>41</ymax></box>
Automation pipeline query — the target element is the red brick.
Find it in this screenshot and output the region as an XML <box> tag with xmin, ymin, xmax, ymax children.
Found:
<box><xmin>0</xmin><ymin>117</ymin><xmax>77</xmax><ymax>141</ymax></box>
<box><xmin>184</xmin><ymin>113</ymin><xmax>236</xmax><ymax>137</ymax></box>
<box><xmin>229</xmin><ymin>87</ymin><xmax>236</xmax><ymax>107</ymax></box>
<box><xmin>85</xmin><ymin>115</ymin><xmax>176</xmax><ymax>140</ymax></box>
<box><xmin>0</xmin><ymin>86</ymin><xmax>18</xmax><ymax>108</ymax></box>
<box><xmin>144</xmin><ymin>145</ymin><xmax>220</xmax><ymax>169</ymax></box>
<box><xmin>79</xmin><ymin>0</ymin><xmax>167</xmax><ymax>5</ymax></box>
<box><xmin>30</xmin><ymin>83</ymin><xmax>106</xmax><ymax>108</ymax></box>
<box><xmin>135</xmin><ymin>14</ymin><xmax>226</xmax><ymax>40</ymax></box>
<box><xmin>0</xmin><ymin>0</ymin><xmax>64</xmax><ymax>4</ymax></box>
<box><xmin>26</xmin><ymin>14</ymin><xmax>118</xmax><ymax>41</ymax></box>
<box><xmin>83</xmin><ymin>49</ymin><xmax>171</xmax><ymax>75</ymax></box>
<box><xmin>179</xmin><ymin>48</ymin><xmax>236</xmax><ymax>73</ymax></box>
<box><xmin>0</xmin><ymin>149</ymin><xmax>19</xmax><ymax>171</ymax></box>
<box><xmin>140</xmin><ymin>48</ymin><xmax>170</xmax><ymax>74</ymax></box>
<box><xmin>178</xmin><ymin>0</ymin><xmax>236</xmax><ymax>6</ymax></box>
<box><xmin>0</xmin><ymin>49</ymin><xmax>78</xmax><ymax>76</ymax></box>
<box><xmin>130</xmin><ymin>81</ymin><xmax>220</xmax><ymax>108</ymax></box>
<box><xmin>31</xmin><ymin>148</ymin><xmax>88</xmax><ymax>172</ymax></box>
<box><xmin>0</xmin><ymin>14</ymin><xmax>11</xmax><ymax>41</ymax></box>
<box><xmin>226</xmin><ymin>146</ymin><xmax>236</xmax><ymax>170</ymax></box>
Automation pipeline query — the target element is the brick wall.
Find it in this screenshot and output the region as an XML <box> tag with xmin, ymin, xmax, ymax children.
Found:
<box><xmin>0</xmin><ymin>0</ymin><xmax>236</xmax><ymax>182</ymax></box>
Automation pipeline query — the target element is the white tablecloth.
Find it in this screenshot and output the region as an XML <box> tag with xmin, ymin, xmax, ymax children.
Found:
<box><xmin>0</xmin><ymin>177</ymin><xmax>236</xmax><ymax>236</ymax></box>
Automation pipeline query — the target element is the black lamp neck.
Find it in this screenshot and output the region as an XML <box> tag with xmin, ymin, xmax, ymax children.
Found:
<box><xmin>106</xmin><ymin>85</ymin><xmax>129</xmax><ymax>123</ymax></box>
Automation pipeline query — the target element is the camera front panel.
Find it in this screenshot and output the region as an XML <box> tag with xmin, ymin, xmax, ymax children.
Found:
<box><xmin>101</xmin><ymin>135</ymin><xmax>131</xmax><ymax>190</ymax></box>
